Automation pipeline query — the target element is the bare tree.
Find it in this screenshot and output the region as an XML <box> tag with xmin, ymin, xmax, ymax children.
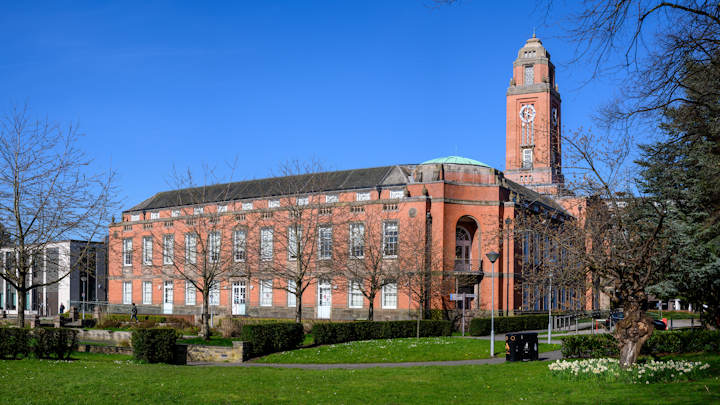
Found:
<box><xmin>0</xmin><ymin>105</ymin><xmax>116</xmax><ymax>327</ymax></box>
<box><xmin>333</xmin><ymin>208</ymin><xmax>405</xmax><ymax>320</ymax></box>
<box><xmin>251</xmin><ymin>160</ymin><xmax>340</xmax><ymax>323</ymax></box>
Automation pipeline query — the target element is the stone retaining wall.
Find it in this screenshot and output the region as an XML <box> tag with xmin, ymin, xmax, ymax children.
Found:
<box><xmin>77</xmin><ymin>344</ymin><xmax>133</xmax><ymax>355</ymax></box>
<box><xmin>184</xmin><ymin>341</ymin><xmax>246</xmax><ymax>363</ymax></box>
<box><xmin>76</xmin><ymin>329</ymin><xmax>132</xmax><ymax>344</ymax></box>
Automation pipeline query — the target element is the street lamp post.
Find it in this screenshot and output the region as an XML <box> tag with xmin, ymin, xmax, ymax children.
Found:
<box><xmin>504</xmin><ymin>218</ymin><xmax>512</xmax><ymax>316</ymax></box>
<box><xmin>486</xmin><ymin>251</ymin><xmax>500</xmax><ymax>358</ymax></box>
<box><xmin>80</xmin><ymin>274</ymin><xmax>87</xmax><ymax>321</ymax></box>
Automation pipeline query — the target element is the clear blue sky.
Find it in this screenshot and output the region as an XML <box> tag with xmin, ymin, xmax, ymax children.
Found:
<box><xmin>0</xmin><ymin>1</ymin><xmax>615</xmax><ymax>211</ymax></box>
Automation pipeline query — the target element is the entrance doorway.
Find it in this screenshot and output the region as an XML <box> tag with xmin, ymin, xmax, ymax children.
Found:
<box><xmin>455</xmin><ymin>226</ymin><xmax>472</xmax><ymax>272</ymax></box>
<box><xmin>163</xmin><ymin>281</ymin><xmax>173</xmax><ymax>314</ymax></box>
<box><xmin>231</xmin><ymin>281</ymin><xmax>246</xmax><ymax>315</ymax></box>
<box><xmin>317</xmin><ymin>280</ymin><xmax>331</xmax><ymax>319</ymax></box>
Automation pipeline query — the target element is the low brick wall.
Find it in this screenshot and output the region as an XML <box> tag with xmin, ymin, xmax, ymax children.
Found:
<box><xmin>185</xmin><ymin>341</ymin><xmax>246</xmax><ymax>363</ymax></box>
<box><xmin>77</xmin><ymin>344</ymin><xmax>133</xmax><ymax>355</ymax></box>
<box><xmin>76</xmin><ymin>329</ymin><xmax>132</xmax><ymax>345</ymax></box>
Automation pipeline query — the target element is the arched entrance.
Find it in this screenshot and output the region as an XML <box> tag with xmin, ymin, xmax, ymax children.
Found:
<box><xmin>454</xmin><ymin>216</ymin><xmax>481</xmax><ymax>311</ymax></box>
<box><xmin>455</xmin><ymin>227</ymin><xmax>472</xmax><ymax>272</ymax></box>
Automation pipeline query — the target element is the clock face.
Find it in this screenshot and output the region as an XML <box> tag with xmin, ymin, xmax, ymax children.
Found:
<box><xmin>551</xmin><ymin>107</ymin><xmax>558</xmax><ymax>127</ymax></box>
<box><xmin>519</xmin><ymin>104</ymin><xmax>536</xmax><ymax>123</ymax></box>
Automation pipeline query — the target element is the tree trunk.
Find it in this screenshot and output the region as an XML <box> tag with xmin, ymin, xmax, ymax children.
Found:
<box><xmin>296</xmin><ymin>293</ymin><xmax>302</xmax><ymax>323</ymax></box>
<box><xmin>201</xmin><ymin>294</ymin><xmax>211</xmax><ymax>340</ymax></box>
<box><xmin>17</xmin><ymin>287</ymin><xmax>26</xmax><ymax>328</ymax></box>
<box><xmin>368</xmin><ymin>291</ymin><xmax>376</xmax><ymax>321</ymax></box>
<box><xmin>417</xmin><ymin>305</ymin><xmax>422</xmax><ymax>338</ymax></box>
<box><xmin>614</xmin><ymin>301</ymin><xmax>653</xmax><ymax>368</ymax></box>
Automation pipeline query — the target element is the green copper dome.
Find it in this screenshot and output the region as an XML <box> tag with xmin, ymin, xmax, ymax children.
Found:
<box><xmin>420</xmin><ymin>156</ymin><xmax>490</xmax><ymax>167</ymax></box>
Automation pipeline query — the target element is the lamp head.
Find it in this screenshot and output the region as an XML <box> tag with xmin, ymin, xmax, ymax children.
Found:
<box><xmin>486</xmin><ymin>252</ymin><xmax>500</xmax><ymax>263</ymax></box>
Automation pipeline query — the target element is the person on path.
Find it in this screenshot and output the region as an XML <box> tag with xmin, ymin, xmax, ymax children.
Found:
<box><xmin>131</xmin><ymin>303</ymin><xmax>138</xmax><ymax>322</ymax></box>
<box><xmin>59</xmin><ymin>303</ymin><xmax>65</xmax><ymax>314</ymax></box>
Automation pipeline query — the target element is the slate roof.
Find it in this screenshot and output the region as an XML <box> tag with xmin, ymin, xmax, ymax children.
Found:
<box><xmin>504</xmin><ymin>178</ymin><xmax>568</xmax><ymax>214</ymax></box>
<box><xmin>126</xmin><ymin>165</ymin><xmax>402</xmax><ymax>213</ymax></box>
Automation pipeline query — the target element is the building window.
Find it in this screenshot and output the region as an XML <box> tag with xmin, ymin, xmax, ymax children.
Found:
<box><xmin>171</xmin><ymin>209</ymin><xmax>180</xmax><ymax>217</ymax></box>
<box><xmin>260</xmin><ymin>228</ymin><xmax>273</xmax><ymax>261</ymax></box>
<box><xmin>262</xmin><ymin>212</ymin><xmax>273</xmax><ymax>219</ymax></box>
<box><xmin>143</xmin><ymin>223</ymin><xmax>153</xmax><ymax>230</ymax></box>
<box><xmin>150</xmin><ymin>212</ymin><xmax>160</xmax><ymax>220</ymax></box>
<box><xmin>383</xmin><ymin>203</ymin><xmax>398</xmax><ymax>211</ymax></box>
<box><xmin>235</xmin><ymin>213</ymin><xmax>246</xmax><ymax>221</ymax></box>
<box><xmin>287</xmin><ymin>279</ymin><xmax>297</xmax><ymax>307</ymax></box>
<box><xmin>349</xmin><ymin>280</ymin><xmax>363</xmax><ymax>308</ymax></box>
<box><xmin>163</xmin><ymin>221</ymin><xmax>173</xmax><ymax>228</ymax></box>
<box><xmin>142</xmin><ymin>237</ymin><xmax>152</xmax><ymax>265</ymax></box>
<box><xmin>209</xmin><ymin>282</ymin><xmax>220</xmax><ymax>306</ymax></box>
<box><xmin>123</xmin><ymin>225</ymin><xmax>132</xmax><ymax>231</ymax></box>
<box><xmin>208</xmin><ymin>231</ymin><xmax>220</xmax><ymax>263</ymax></box>
<box><xmin>185</xmin><ymin>281</ymin><xmax>196</xmax><ymax>305</ymax></box>
<box><xmin>185</xmin><ymin>233</ymin><xmax>197</xmax><ymax>264</ymax></box>
<box><xmin>522</xmin><ymin>148</ymin><xmax>533</xmax><ymax>169</ymax></box>
<box><xmin>318</xmin><ymin>226</ymin><xmax>332</xmax><ymax>260</ymax></box>
<box><xmin>122</xmin><ymin>281</ymin><xmax>132</xmax><ymax>305</ymax></box>
<box><xmin>356</xmin><ymin>192</ymin><xmax>371</xmax><ymax>201</ymax></box>
<box><xmin>260</xmin><ymin>279</ymin><xmax>273</xmax><ymax>307</ymax></box>
<box><xmin>288</xmin><ymin>226</ymin><xmax>302</xmax><ymax>260</ymax></box>
<box><xmin>524</xmin><ymin>65</ymin><xmax>534</xmax><ymax>85</ymax></box>
<box><xmin>142</xmin><ymin>281</ymin><xmax>152</xmax><ymax>305</ymax></box>
<box><xmin>122</xmin><ymin>239</ymin><xmax>133</xmax><ymax>266</ymax></box>
<box><xmin>162</xmin><ymin>235</ymin><xmax>174</xmax><ymax>265</ymax></box>
<box><xmin>382</xmin><ymin>283</ymin><xmax>397</xmax><ymax>309</ymax></box>
<box><xmin>297</xmin><ymin>196</ymin><xmax>309</xmax><ymax>206</ymax></box>
<box><xmin>325</xmin><ymin>194</ymin><xmax>338</xmax><ymax>203</ymax></box>
<box><xmin>350</xmin><ymin>206</ymin><xmax>365</xmax><ymax>214</ymax></box>
<box><xmin>130</xmin><ymin>214</ymin><xmax>140</xmax><ymax>221</ymax></box>
<box><xmin>194</xmin><ymin>206</ymin><xmax>204</xmax><ymax>215</ymax></box>
<box><xmin>233</xmin><ymin>229</ymin><xmax>246</xmax><ymax>262</ymax></box>
<box><xmin>217</xmin><ymin>205</ymin><xmax>227</xmax><ymax>213</ymax></box>
<box><xmin>242</xmin><ymin>202</ymin><xmax>253</xmax><ymax>210</ymax></box>
<box><xmin>389</xmin><ymin>190</ymin><xmax>404</xmax><ymax>199</ymax></box>
<box><xmin>268</xmin><ymin>199</ymin><xmax>280</xmax><ymax>208</ymax></box>
<box><xmin>350</xmin><ymin>223</ymin><xmax>365</xmax><ymax>258</ymax></box>
<box><xmin>319</xmin><ymin>207</ymin><xmax>332</xmax><ymax>216</ymax></box>
<box><xmin>383</xmin><ymin>221</ymin><xmax>398</xmax><ymax>257</ymax></box>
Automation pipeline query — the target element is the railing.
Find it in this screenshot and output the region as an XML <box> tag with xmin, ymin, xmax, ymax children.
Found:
<box><xmin>453</xmin><ymin>258</ymin><xmax>482</xmax><ymax>273</ymax></box>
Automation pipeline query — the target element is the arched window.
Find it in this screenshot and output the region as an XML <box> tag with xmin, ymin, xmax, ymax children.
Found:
<box><xmin>455</xmin><ymin>227</ymin><xmax>472</xmax><ymax>272</ymax></box>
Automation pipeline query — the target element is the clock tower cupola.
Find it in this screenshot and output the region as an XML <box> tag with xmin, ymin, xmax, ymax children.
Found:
<box><xmin>504</xmin><ymin>35</ymin><xmax>563</xmax><ymax>195</ymax></box>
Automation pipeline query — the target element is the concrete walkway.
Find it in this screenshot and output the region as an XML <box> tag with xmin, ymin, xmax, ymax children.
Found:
<box><xmin>189</xmin><ymin>350</ymin><xmax>563</xmax><ymax>369</ymax></box>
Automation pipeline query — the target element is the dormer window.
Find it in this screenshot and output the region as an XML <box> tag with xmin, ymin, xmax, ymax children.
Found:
<box><xmin>130</xmin><ymin>214</ymin><xmax>140</xmax><ymax>221</ymax></box>
<box><xmin>268</xmin><ymin>199</ymin><xmax>280</xmax><ymax>208</ymax></box>
<box><xmin>389</xmin><ymin>190</ymin><xmax>404</xmax><ymax>199</ymax></box>
<box><xmin>242</xmin><ymin>202</ymin><xmax>253</xmax><ymax>211</ymax></box>
<box><xmin>150</xmin><ymin>212</ymin><xmax>160</xmax><ymax>220</ymax></box>
<box><xmin>356</xmin><ymin>192</ymin><xmax>371</xmax><ymax>201</ymax></box>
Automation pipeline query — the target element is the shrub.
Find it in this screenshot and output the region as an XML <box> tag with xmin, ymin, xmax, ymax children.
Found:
<box><xmin>469</xmin><ymin>315</ymin><xmax>548</xmax><ymax>336</ymax></box>
<box><xmin>241</xmin><ymin>323</ymin><xmax>305</xmax><ymax>358</ymax></box>
<box><xmin>561</xmin><ymin>330</ymin><xmax>720</xmax><ymax>358</ymax></box>
<box><xmin>132</xmin><ymin>328</ymin><xmax>180</xmax><ymax>363</ymax></box>
<box><xmin>33</xmin><ymin>328</ymin><xmax>78</xmax><ymax>359</ymax></box>
<box><xmin>312</xmin><ymin>320</ymin><xmax>453</xmax><ymax>345</ymax></box>
<box><xmin>0</xmin><ymin>328</ymin><xmax>31</xmax><ymax>359</ymax></box>
<box><xmin>219</xmin><ymin>318</ymin><xmax>285</xmax><ymax>338</ymax></box>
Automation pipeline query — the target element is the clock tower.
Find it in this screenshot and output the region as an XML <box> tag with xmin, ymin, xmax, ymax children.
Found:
<box><xmin>505</xmin><ymin>35</ymin><xmax>563</xmax><ymax>195</ymax></box>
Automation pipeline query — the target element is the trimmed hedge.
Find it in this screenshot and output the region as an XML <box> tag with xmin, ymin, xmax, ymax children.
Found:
<box><xmin>312</xmin><ymin>320</ymin><xmax>453</xmax><ymax>345</ymax></box>
<box><xmin>33</xmin><ymin>328</ymin><xmax>78</xmax><ymax>359</ymax></box>
<box><xmin>561</xmin><ymin>330</ymin><xmax>720</xmax><ymax>358</ymax></box>
<box><xmin>241</xmin><ymin>322</ymin><xmax>305</xmax><ymax>358</ymax></box>
<box><xmin>469</xmin><ymin>315</ymin><xmax>548</xmax><ymax>336</ymax></box>
<box><xmin>0</xmin><ymin>328</ymin><xmax>30</xmax><ymax>359</ymax></box>
<box><xmin>132</xmin><ymin>328</ymin><xmax>179</xmax><ymax>363</ymax></box>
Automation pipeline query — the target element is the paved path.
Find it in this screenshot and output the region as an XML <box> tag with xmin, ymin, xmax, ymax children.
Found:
<box><xmin>189</xmin><ymin>350</ymin><xmax>563</xmax><ymax>369</ymax></box>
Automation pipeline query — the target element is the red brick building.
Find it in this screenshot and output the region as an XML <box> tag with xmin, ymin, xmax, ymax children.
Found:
<box><xmin>107</xmin><ymin>36</ymin><xmax>582</xmax><ymax>320</ymax></box>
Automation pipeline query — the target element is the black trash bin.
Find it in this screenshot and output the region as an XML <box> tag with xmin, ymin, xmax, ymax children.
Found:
<box><xmin>505</xmin><ymin>333</ymin><xmax>522</xmax><ymax>361</ymax></box>
<box><xmin>518</xmin><ymin>332</ymin><xmax>539</xmax><ymax>361</ymax></box>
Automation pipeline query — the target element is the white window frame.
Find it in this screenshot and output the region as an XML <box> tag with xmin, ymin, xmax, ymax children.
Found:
<box><xmin>268</xmin><ymin>199</ymin><xmax>280</xmax><ymax>208</ymax></box>
<box><xmin>348</xmin><ymin>280</ymin><xmax>363</xmax><ymax>308</ymax></box>
<box><xmin>318</xmin><ymin>226</ymin><xmax>332</xmax><ymax>260</ymax></box>
<box><xmin>185</xmin><ymin>280</ymin><xmax>196</xmax><ymax>305</ymax></box>
<box><xmin>233</xmin><ymin>229</ymin><xmax>246</xmax><ymax>262</ymax></box>
<box><xmin>325</xmin><ymin>194</ymin><xmax>338</xmax><ymax>203</ymax></box>
<box><xmin>171</xmin><ymin>209</ymin><xmax>181</xmax><ymax>217</ymax></box>
<box><xmin>194</xmin><ymin>206</ymin><xmax>204</xmax><ymax>215</ymax></box>
<box><xmin>287</xmin><ymin>279</ymin><xmax>297</xmax><ymax>307</ymax></box>
<box><xmin>217</xmin><ymin>204</ymin><xmax>227</xmax><ymax>213</ymax></box>
<box><xmin>122</xmin><ymin>281</ymin><xmax>132</xmax><ymax>305</ymax></box>
<box><xmin>241</xmin><ymin>202</ymin><xmax>253</xmax><ymax>210</ymax></box>
<box><xmin>522</xmin><ymin>148</ymin><xmax>533</xmax><ymax>169</ymax></box>
<box><xmin>208</xmin><ymin>231</ymin><xmax>220</xmax><ymax>263</ymax></box>
<box><xmin>383</xmin><ymin>221</ymin><xmax>398</xmax><ymax>258</ymax></box>
<box><xmin>260</xmin><ymin>228</ymin><xmax>273</xmax><ymax>261</ymax></box>
<box><xmin>209</xmin><ymin>282</ymin><xmax>220</xmax><ymax>306</ymax></box>
<box><xmin>142</xmin><ymin>236</ymin><xmax>153</xmax><ymax>265</ymax></box>
<box><xmin>297</xmin><ymin>196</ymin><xmax>309</xmax><ymax>206</ymax></box>
<box><xmin>185</xmin><ymin>233</ymin><xmax>197</xmax><ymax>264</ymax></box>
<box><xmin>389</xmin><ymin>190</ymin><xmax>404</xmax><ymax>199</ymax></box>
<box><xmin>163</xmin><ymin>234</ymin><xmax>174</xmax><ymax>265</ymax></box>
<box><xmin>142</xmin><ymin>281</ymin><xmax>152</xmax><ymax>305</ymax></box>
<box><xmin>382</xmin><ymin>282</ymin><xmax>397</xmax><ymax>309</ymax></box>
<box><xmin>260</xmin><ymin>279</ymin><xmax>273</xmax><ymax>307</ymax></box>
<box><xmin>349</xmin><ymin>223</ymin><xmax>365</xmax><ymax>258</ymax></box>
<box><xmin>122</xmin><ymin>239</ymin><xmax>133</xmax><ymax>266</ymax></box>
<box><xmin>130</xmin><ymin>214</ymin><xmax>140</xmax><ymax>221</ymax></box>
<box><xmin>288</xmin><ymin>226</ymin><xmax>302</xmax><ymax>261</ymax></box>
<box><xmin>356</xmin><ymin>191</ymin><xmax>371</xmax><ymax>201</ymax></box>
<box><xmin>150</xmin><ymin>212</ymin><xmax>160</xmax><ymax>220</ymax></box>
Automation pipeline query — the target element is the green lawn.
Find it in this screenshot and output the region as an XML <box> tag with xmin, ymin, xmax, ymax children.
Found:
<box><xmin>648</xmin><ymin>311</ymin><xmax>700</xmax><ymax>320</ymax></box>
<box><xmin>0</xmin><ymin>352</ymin><xmax>718</xmax><ymax>404</ymax></box>
<box><xmin>254</xmin><ymin>337</ymin><xmax>559</xmax><ymax>364</ymax></box>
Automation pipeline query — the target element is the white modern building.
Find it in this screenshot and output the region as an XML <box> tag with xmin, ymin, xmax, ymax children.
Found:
<box><xmin>0</xmin><ymin>240</ymin><xmax>106</xmax><ymax>317</ymax></box>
